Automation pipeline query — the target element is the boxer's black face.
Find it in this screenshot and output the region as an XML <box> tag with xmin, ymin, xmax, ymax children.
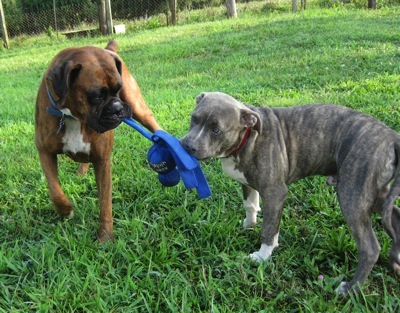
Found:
<box><xmin>86</xmin><ymin>86</ymin><xmax>132</xmax><ymax>133</ymax></box>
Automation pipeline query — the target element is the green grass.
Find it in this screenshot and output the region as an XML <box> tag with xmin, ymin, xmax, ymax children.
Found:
<box><xmin>1</xmin><ymin>3</ymin><xmax>400</xmax><ymax>312</ymax></box>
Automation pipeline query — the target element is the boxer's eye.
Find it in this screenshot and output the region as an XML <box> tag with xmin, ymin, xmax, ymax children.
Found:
<box><xmin>90</xmin><ymin>88</ymin><xmax>107</xmax><ymax>104</ymax></box>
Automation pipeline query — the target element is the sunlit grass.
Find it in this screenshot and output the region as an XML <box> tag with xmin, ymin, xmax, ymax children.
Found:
<box><xmin>0</xmin><ymin>4</ymin><xmax>399</xmax><ymax>312</ymax></box>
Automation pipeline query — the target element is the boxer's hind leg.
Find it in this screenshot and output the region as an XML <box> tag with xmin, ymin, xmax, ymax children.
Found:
<box><xmin>38</xmin><ymin>151</ymin><xmax>74</xmax><ymax>218</ymax></box>
<box><xmin>242</xmin><ymin>185</ymin><xmax>261</xmax><ymax>228</ymax></box>
<box><xmin>76</xmin><ymin>163</ymin><xmax>90</xmax><ymax>176</ymax></box>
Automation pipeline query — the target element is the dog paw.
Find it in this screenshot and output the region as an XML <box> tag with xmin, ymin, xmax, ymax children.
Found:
<box><xmin>97</xmin><ymin>229</ymin><xmax>114</xmax><ymax>243</ymax></box>
<box><xmin>390</xmin><ymin>248</ymin><xmax>400</xmax><ymax>275</ymax></box>
<box><xmin>55</xmin><ymin>200</ymin><xmax>74</xmax><ymax>219</ymax></box>
<box><xmin>249</xmin><ymin>244</ymin><xmax>274</xmax><ymax>263</ymax></box>
<box><xmin>335</xmin><ymin>282</ymin><xmax>348</xmax><ymax>296</ymax></box>
<box><xmin>326</xmin><ymin>175</ymin><xmax>337</xmax><ymax>186</ymax></box>
<box><xmin>248</xmin><ymin>251</ymin><xmax>264</xmax><ymax>263</ymax></box>
<box><xmin>243</xmin><ymin>218</ymin><xmax>257</xmax><ymax>229</ymax></box>
<box><xmin>66</xmin><ymin>210</ymin><xmax>74</xmax><ymax>219</ymax></box>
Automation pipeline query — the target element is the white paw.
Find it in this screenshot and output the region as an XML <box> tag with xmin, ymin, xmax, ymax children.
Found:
<box><xmin>243</xmin><ymin>218</ymin><xmax>257</xmax><ymax>228</ymax></box>
<box><xmin>249</xmin><ymin>251</ymin><xmax>265</xmax><ymax>263</ymax></box>
<box><xmin>393</xmin><ymin>261</ymin><xmax>400</xmax><ymax>275</ymax></box>
<box><xmin>248</xmin><ymin>240</ymin><xmax>279</xmax><ymax>263</ymax></box>
<box><xmin>392</xmin><ymin>252</ymin><xmax>400</xmax><ymax>275</ymax></box>
<box><xmin>67</xmin><ymin>210</ymin><xmax>74</xmax><ymax>219</ymax></box>
<box><xmin>335</xmin><ymin>281</ymin><xmax>348</xmax><ymax>295</ymax></box>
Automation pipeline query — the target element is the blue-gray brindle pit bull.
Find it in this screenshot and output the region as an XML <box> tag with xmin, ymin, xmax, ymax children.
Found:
<box><xmin>181</xmin><ymin>92</ymin><xmax>400</xmax><ymax>295</ymax></box>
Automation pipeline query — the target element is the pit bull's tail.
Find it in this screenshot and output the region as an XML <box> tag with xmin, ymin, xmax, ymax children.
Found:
<box><xmin>382</xmin><ymin>141</ymin><xmax>400</xmax><ymax>240</ymax></box>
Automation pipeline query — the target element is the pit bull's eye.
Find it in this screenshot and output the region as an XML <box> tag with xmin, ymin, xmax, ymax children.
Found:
<box><xmin>191</xmin><ymin>116</ymin><xmax>199</xmax><ymax>125</ymax></box>
<box><xmin>212</xmin><ymin>127</ymin><xmax>221</xmax><ymax>134</ymax></box>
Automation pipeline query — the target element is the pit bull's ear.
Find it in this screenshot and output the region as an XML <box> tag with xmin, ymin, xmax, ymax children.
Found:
<box><xmin>46</xmin><ymin>61</ymin><xmax>82</xmax><ymax>102</ymax></box>
<box><xmin>241</xmin><ymin>109</ymin><xmax>262</xmax><ymax>134</ymax></box>
<box><xmin>195</xmin><ymin>92</ymin><xmax>207</xmax><ymax>105</ymax></box>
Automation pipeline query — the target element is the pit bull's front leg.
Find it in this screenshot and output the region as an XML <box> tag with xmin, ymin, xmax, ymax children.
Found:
<box><xmin>242</xmin><ymin>185</ymin><xmax>261</xmax><ymax>228</ymax></box>
<box><xmin>249</xmin><ymin>184</ymin><xmax>288</xmax><ymax>262</ymax></box>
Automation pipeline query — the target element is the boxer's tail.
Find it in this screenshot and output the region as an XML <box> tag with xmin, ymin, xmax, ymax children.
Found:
<box><xmin>382</xmin><ymin>141</ymin><xmax>400</xmax><ymax>240</ymax></box>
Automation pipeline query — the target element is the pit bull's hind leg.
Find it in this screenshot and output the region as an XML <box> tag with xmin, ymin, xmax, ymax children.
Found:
<box><xmin>336</xmin><ymin>182</ymin><xmax>380</xmax><ymax>295</ymax></box>
<box><xmin>373</xmin><ymin>187</ymin><xmax>400</xmax><ymax>275</ymax></box>
<box><xmin>388</xmin><ymin>205</ymin><xmax>400</xmax><ymax>274</ymax></box>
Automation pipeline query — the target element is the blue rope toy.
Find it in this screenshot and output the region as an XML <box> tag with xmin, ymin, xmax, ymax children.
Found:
<box><xmin>123</xmin><ymin>118</ymin><xmax>212</xmax><ymax>199</ymax></box>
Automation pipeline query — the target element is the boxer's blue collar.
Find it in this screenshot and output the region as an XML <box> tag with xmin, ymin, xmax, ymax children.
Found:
<box><xmin>46</xmin><ymin>86</ymin><xmax>75</xmax><ymax>134</ymax></box>
<box><xmin>45</xmin><ymin>86</ymin><xmax>75</xmax><ymax>119</ymax></box>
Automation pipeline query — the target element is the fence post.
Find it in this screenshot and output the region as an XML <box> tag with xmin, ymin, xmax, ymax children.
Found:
<box><xmin>0</xmin><ymin>0</ymin><xmax>9</xmax><ymax>48</ymax></box>
<box><xmin>53</xmin><ymin>0</ymin><xmax>58</xmax><ymax>38</ymax></box>
<box><xmin>105</xmin><ymin>0</ymin><xmax>113</xmax><ymax>35</ymax></box>
<box><xmin>98</xmin><ymin>0</ymin><xmax>107</xmax><ymax>35</ymax></box>
<box><xmin>168</xmin><ymin>0</ymin><xmax>177</xmax><ymax>25</ymax></box>
<box><xmin>226</xmin><ymin>0</ymin><xmax>237</xmax><ymax>18</ymax></box>
<box><xmin>292</xmin><ymin>0</ymin><xmax>297</xmax><ymax>12</ymax></box>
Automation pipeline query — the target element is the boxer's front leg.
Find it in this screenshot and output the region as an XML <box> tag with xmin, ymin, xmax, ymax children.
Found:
<box><xmin>38</xmin><ymin>151</ymin><xmax>74</xmax><ymax>218</ymax></box>
<box><xmin>93</xmin><ymin>157</ymin><xmax>114</xmax><ymax>242</ymax></box>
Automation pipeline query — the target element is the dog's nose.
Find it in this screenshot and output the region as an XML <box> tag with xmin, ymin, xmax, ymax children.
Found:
<box><xmin>182</xmin><ymin>141</ymin><xmax>197</xmax><ymax>154</ymax></box>
<box><xmin>110</xmin><ymin>100</ymin><xmax>124</xmax><ymax>114</ymax></box>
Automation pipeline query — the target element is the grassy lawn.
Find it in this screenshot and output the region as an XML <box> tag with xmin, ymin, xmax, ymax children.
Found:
<box><xmin>1</xmin><ymin>3</ymin><xmax>400</xmax><ymax>312</ymax></box>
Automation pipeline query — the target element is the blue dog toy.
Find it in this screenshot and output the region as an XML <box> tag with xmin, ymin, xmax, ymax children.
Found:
<box><xmin>123</xmin><ymin>118</ymin><xmax>211</xmax><ymax>199</ymax></box>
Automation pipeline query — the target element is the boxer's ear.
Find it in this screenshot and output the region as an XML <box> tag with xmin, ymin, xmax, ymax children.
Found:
<box><xmin>112</xmin><ymin>55</ymin><xmax>122</xmax><ymax>76</ymax></box>
<box><xmin>195</xmin><ymin>92</ymin><xmax>207</xmax><ymax>105</ymax></box>
<box><xmin>240</xmin><ymin>109</ymin><xmax>262</xmax><ymax>135</ymax></box>
<box><xmin>105</xmin><ymin>40</ymin><xmax>118</xmax><ymax>53</ymax></box>
<box><xmin>46</xmin><ymin>61</ymin><xmax>82</xmax><ymax>102</ymax></box>
<box><xmin>105</xmin><ymin>50</ymin><xmax>123</xmax><ymax>76</ymax></box>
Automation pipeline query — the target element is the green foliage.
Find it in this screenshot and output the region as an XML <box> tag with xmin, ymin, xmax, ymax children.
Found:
<box><xmin>1</xmin><ymin>5</ymin><xmax>400</xmax><ymax>312</ymax></box>
<box><xmin>317</xmin><ymin>0</ymin><xmax>399</xmax><ymax>8</ymax></box>
<box><xmin>44</xmin><ymin>25</ymin><xmax>56</xmax><ymax>39</ymax></box>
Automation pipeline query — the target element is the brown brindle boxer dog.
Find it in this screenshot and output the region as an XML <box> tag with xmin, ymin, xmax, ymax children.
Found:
<box><xmin>35</xmin><ymin>40</ymin><xmax>160</xmax><ymax>241</ymax></box>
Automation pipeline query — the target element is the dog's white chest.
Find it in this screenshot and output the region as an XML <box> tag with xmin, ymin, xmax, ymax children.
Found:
<box><xmin>221</xmin><ymin>157</ymin><xmax>248</xmax><ymax>185</ymax></box>
<box><xmin>61</xmin><ymin>111</ymin><xmax>91</xmax><ymax>155</ymax></box>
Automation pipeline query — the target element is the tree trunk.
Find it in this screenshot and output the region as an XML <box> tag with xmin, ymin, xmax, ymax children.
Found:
<box><xmin>226</xmin><ymin>0</ymin><xmax>237</xmax><ymax>18</ymax></box>
<box><xmin>98</xmin><ymin>0</ymin><xmax>107</xmax><ymax>35</ymax></box>
<box><xmin>168</xmin><ymin>0</ymin><xmax>177</xmax><ymax>25</ymax></box>
<box><xmin>105</xmin><ymin>0</ymin><xmax>113</xmax><ymax>35</ymax></box>
<box><xmin>368</xmin><ymin>0</ymin><xmax>377</xmax><ymax>9</ymax></box>
<box><xmin>292</xmin><ymin>0</ymin><xmax>297</xmax><ymax>12</ymax></box>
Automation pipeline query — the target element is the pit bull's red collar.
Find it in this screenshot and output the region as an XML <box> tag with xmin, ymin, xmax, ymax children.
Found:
<box><xmin>230</xmin><ymin>127</ymin><xmax>252</xmax><ymax>156</ymax></box>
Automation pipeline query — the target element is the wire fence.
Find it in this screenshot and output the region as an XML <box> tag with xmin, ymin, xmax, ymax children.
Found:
<box><xmin>1</xmin><ymin>0</ymin><xmax>221</xmax><ymax>38</ymax></box>
<box><xmin>4</xmin><ymin>0</ymin><xmax>394</xmax><ymax>39</ymax></box>
<box><xmin>5</xmin><ymin>2</ymin><xmax>98</xmax><ymax>37</ymax></box>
